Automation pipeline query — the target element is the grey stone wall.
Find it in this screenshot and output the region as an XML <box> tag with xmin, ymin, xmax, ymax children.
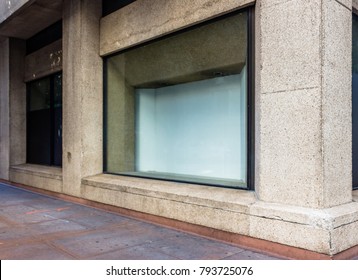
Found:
<box><xmin>0</xmin><ymin>0</ymin><xmax>31</xmax><ymax>24</ymax></box>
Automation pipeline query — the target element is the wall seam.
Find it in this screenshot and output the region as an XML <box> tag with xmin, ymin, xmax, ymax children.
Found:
<box><xmin>319</xmin><ymin>0</ymin><xmax>325</xmax><ymax>208</ymax></box>
<box><xmin>335</xmin><ymin>0</ymin><xmax>352</xmax><ymax>11</ymax></box>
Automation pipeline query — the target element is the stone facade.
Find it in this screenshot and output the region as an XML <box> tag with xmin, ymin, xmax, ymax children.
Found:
<box><xmin>0</xmin><ymin>0</ymin><xmax>357</xmax><ymax>259</ymax></box>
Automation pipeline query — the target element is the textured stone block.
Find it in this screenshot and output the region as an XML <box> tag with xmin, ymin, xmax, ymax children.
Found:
<box><xmin>100</xmin><ymin>0</ymin><xmax>254</xmax><ymax>55</ymax></box>
<box><xmin>258</xmin><ymin>88</ymin><xmax>322</xmax><ymax>208</ymax></box>
<box><xmin>321</xmin><ymin>0</ymin><xmax>352</xmax><ymax>207</ymax></box>
<box><xmin>25</xmin><ymin>39</ymin><xmax>62</xmax><ymax>82</ymax></box>
<box><xmin>260</xmin><ymin>0</ymin><xmax>321</xmax><ymax>93</ymax></box>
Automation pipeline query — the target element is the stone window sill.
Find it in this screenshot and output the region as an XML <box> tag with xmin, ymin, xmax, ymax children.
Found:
<box><xmin>82</xmin><ymin>173</ymin><xmax>256</xmax><ymax>213</ymax></box>
<box><xmin>10</xmin><ymin>164</ymin><xmax>62</xmax><ymax>180</ymax></box>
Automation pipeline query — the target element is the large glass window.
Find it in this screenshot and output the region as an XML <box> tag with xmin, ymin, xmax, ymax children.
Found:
<box><xmin>27</xmin><ymin>73</ymin><xmax>62</xmax><ymax>166</ymax></box>
<box><xmin>104</xmin><ymin>10</ymin><xmax>253</xmax><ymax>188</ymax></box>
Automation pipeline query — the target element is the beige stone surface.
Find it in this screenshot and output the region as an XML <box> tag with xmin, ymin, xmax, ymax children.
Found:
<box><xmin>250</xmin><ymin>201</ymin><xmax>332</xmax><ymax>229</ymax></box>
<box><xmin>321</xmin><ymin>0</ymin><xmax>352</xmax><ymax>207</ymax></box>
<box><xmin>9</xmin><ymin>38</ymin><xmax>26</xmax><ymax>166</ymax></box>
<box><xmin>100</xmin><ymin>0</ymin><xmax>254</xmax><ymax>56</ymax></box>
<box><xmin>324</xmin><ymin>202</ymin><xmax>358</xmax><ymax>228</ymax></box>
<box><xmin>258</xmin><ymin>0</ymin><xmax>353</xmax><ymax>209</ymax></box>
<box><xmin>82</xmin><ymin>174</ymin><xmax>256</xmax><ymax>213</ymax></box>
<box><xmin>258</xmin><ymin>88</ymin><xmax>323</xmax><ymax>208</ymax></box>
<box><xmin>82</xmin><ymin>176</ymin><xmax>252</xmax><ymax>235</ymax></box>
<box><xmin>10</xmin><ymin>164</ymin><xmax>62</xmax><ymax>180</ymax></box>
<box><xmin>339</xmin><ymin>0</ymin><xmax>353</xmax><ymax>10</ymax></box>
<box><xmin>84</xmin><ymin>184</ymin><xmax>250</xmax><ymax>235</ymax></box>
<box><xmin>0</xmin><ymin>38</ymin><xmax>10</xmax><ymax>180</ymax></box>
<box><xmin>331</xmin><ymin>220</ymin><xmax>358</xmax><ymax>254</ymax></box>
<box><xmin>62</xmin><ymin>0</ymin><xmax>103</xmax><ymax>197</ymax></box>
<box><xmin>82</xmin><ymin>174</ymin><xmax>358</xmax><ymax>255</ymax></box>
<box><xmin>260</xmin><ymin>0</ymin><xmax>321</xmax><ymax>94</ymax></box>
<box><xmin>25</xmin><ymin>39</ymin><xmax>62</xmax><ymax>82</ymax></box>
<box><xmin>252</xmin><ymin>200</ymin><xmax>358</xmax><ymax>230</ymax></box>
<box><xmin>254</xmin><ymin>0</ymin><xmax>262</xmax><ymax>195</ymax></box>
<box><xmin>10</xmin><ymin>166</ymin><xmax>63</xmax><ymax>193</ymax></box>
<box><xmin>249</xmin><ymin>216</ymin><xmax>331</xmax><ymax>254</ymax></box>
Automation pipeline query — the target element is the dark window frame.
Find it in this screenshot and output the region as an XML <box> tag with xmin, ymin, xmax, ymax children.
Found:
<box><xmin>353</xmin><ymin>12</ymin><xmax>358</xmax><ymax>190</ymax></box>
<box><xmin>103</xmin><ymin>6</ymin><xmax>255</xmax><ymax>190</ymax></box>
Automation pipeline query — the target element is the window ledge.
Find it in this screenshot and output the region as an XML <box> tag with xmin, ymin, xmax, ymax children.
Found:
<box><xmin>10</xmin><ymin>164</ymin><xmax>62</xmax><ymax>180</ymax></box>
<box><xmin>82</xmin><ymin>173</ymin><xmax>256</xmax><ymax>214</ymax></box>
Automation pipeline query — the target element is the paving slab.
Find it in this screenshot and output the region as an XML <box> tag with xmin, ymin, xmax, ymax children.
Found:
<box><xmin>0</xmin><ymin>182</ymin><xmax>281</xmax><ymax>260</ymax></box>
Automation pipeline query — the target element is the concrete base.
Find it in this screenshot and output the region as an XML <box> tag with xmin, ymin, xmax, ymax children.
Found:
<box><xmin>9</xmin><ymin>164</ymin><xmax>63</xmax><ymax>193</ymax></box>
<box><xmin>81</xmin><ymin>174</ymin><xmax>358</xmax><ymax>257</ymax></box>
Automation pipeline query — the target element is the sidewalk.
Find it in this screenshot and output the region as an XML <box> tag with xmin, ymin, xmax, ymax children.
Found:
<box><xmin>0</xmin><ymin>182</ymin><xmax>281</xmax><ymax>260</ymax></box>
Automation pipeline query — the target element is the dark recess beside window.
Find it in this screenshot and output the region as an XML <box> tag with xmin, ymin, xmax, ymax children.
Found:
<box><xmin>102</xmin><ymin>0</ymin><xmax>136</xmax><ymax>17</ymax></box>
<box><xmin>26</xmin><ymin>20</ymin><xmax>62</xmax><ymax>55</ymax></box>
<box><xmin>353</xmin><ymin>14</ymin><xmax>358</xmax><ymax>189</ymax></box>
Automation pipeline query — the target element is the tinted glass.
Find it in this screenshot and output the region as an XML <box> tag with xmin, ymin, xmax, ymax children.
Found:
<box><xmin>27</xmin><ymin>77</ymin><xmax>51</xmax><ymax>165</ymax></box>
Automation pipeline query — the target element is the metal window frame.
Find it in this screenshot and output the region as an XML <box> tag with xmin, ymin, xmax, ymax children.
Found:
<box><xmin>353</xmin><ymin>12</ymin><xmax>358</xmax><ymax>190</ymax></box>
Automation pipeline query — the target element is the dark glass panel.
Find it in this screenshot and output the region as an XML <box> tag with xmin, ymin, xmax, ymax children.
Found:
<box><xmin>53</xmin><ymin>73</ymin><xmax>62</xmax><ymax>166</ymax></box>
<box><xmin>353</xmin><ymin>14</ymin><xmax>358</xmax><ymax>189</ymax></box>
<box><xmin>27</xmin><ymin>77</ymin><xmax>51</xmax><ymax>165</ymax></box>
<box><xmin>102</xmin><ymin>0</ymin><xmax>136</xmax><ymax>17</ymax></box>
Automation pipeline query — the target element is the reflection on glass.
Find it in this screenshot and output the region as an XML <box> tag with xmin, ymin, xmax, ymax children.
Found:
<box><xmin>54</xmin><ymin>73</ymin><xmax>62</xmax><ymax>108</ymax></box>
<box><xmin>29</xmin><ymin>77</ymin><xmax>50</xmax><ymax>111</ymax></box>
<box><xmin>27</xmin><ymin>73</ymin><xmax>62</xmax><ymax>166</ymax></box>
<box><xmin>27</xmin><ymin>77</ymin><xmax>51</xmax><ymax>165</ymax></box>
<box><xmin>53</xmin><ymin>73</ymin><xmax>62</xmax><ymax>166</ymax></box>
<box><xmin>105</xmin><ymin>12</ymin><xmax>248</xmax><ymax>188</ymax></box>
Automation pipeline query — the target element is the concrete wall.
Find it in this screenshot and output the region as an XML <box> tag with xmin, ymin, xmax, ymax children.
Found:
<box><xmin>100</xmin><ymin>0</ymin><xmax>255</xmax><ymax>55</ymax></box>
<box><xmin>9</xmin><ymin>38</ymin><xmax>26</xmax><ymax>166</ymax></box>
<box><xmin>0</xmin><ymin>0</ymin><xmax>32</xmax><ymax>24</ymax></box>
<box><xmin>94</xmin><ymin>0</ymin><xmax>358</xmax><ymax>256</ymax></box>
<box><xmin>257</xmin><ymin>0</ymin><xmax>352</xmax><ymax>209</ymax></box>
<box><xmin>62</xmin><ymin>0</ymin><xmax>103</xmax><ymax>196</ymax></box>
<box><xmin>25</xmin><ymin>39</ymin><xmax>62</xmax><ymax>82</ymax></box>
<box><xmin>0</xmin><ymin>37</ymin><xmax>10</xmax><ymax>179</ymax></box>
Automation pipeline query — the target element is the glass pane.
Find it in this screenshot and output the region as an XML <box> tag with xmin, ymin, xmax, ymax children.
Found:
<box><xmin>27</xmin><ymin>77</ymin><xmax>51</xmax><ymax>165</ymax></box>
<box><xmin>105</xmin><ymin>12</ymin><xmax>248</xmax><ymax>188</ymax></box>
<box><xmin>29</xmin><ymin>77</ymin><xmax>50</xmax><ymax>111</ymax></box>
<box><xmin>54</xmin><ymin>73</ymin><xmax>62</xmax><ymax>108</ymax></box>
<box><xmin>53</xmin><ymin>73</ymin><xmax>62</xmax><ymax>166</ymax></box>
<box><xmin>353</xmin><ymin>14</ymin><xmax>358</xmax><ymax>188</ymax></box>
